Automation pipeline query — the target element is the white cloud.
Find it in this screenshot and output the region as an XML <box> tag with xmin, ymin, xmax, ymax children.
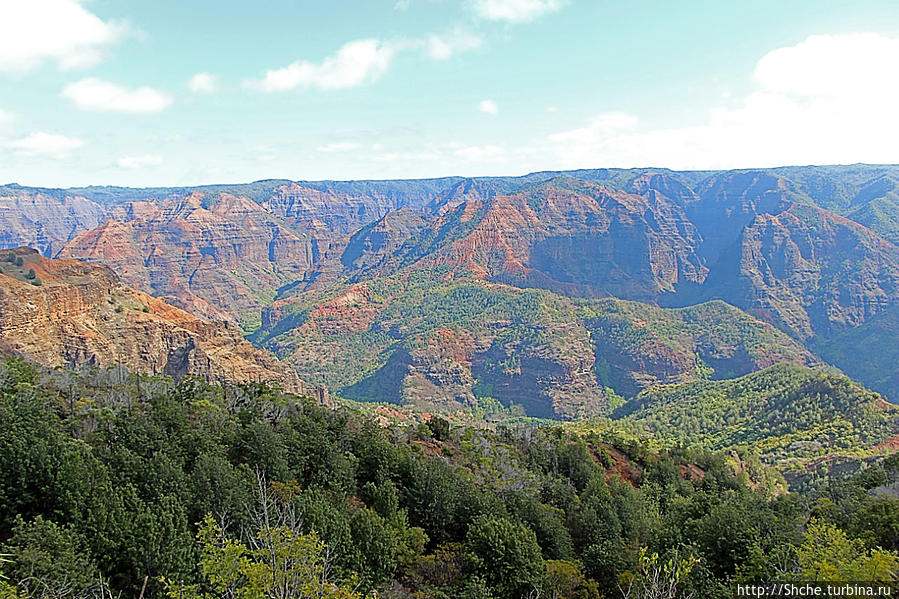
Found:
<box><xmin>425</xmin><ymin>28</ymin><xmax>483</xmax><ymax>60</ymax></box>
<box><xmin>0</xmin><ymin>108</ymin><xmax>14</xmax><ymax>123</ymax></box>
<box><xmin>62</xmin><ymin>78</ymin><xmax>173</xmax><ymax>113</ymax></box>
<box><xmin>472</xmin><ymin>0</ymin><xmax>565</xmax><ymax>22</ymax></box>
<box><xmin>187</xmin><ymin>72</ymin><xmax>218</xmax><ymax>93</ymax></box>
<box><xmin>249</xmin><ymin>39</ymin><xmax>397</xmax><ymax>92</ymax></box>
<box><xmin>6</xmin><ymin>132</ymin><xmax>84</xmax><ymax>158</ymax></box>
<box><xmin>754</xmin><ymin>33</ymin><xmax>899</xmax><ymax>98</ymax></box>
<box><xmin>117</xmin><ymin>154</ymin><xmax>163</xmax><ymax>169</ymax></box>
<box><xmin>0</xmin><ymin>0</ymin><xmax>126</xmax><ymax>71</ymax></box>
<box><xmin>318</xmin><ymin>142</ymin><xmax>361</xmax><ymax>153</ymax></box>
<box><xmin>547</xmin><ymin>33</ymin><xmax>899</xmax><ymax>170</ymax></box>
<box><xmin>478</xmin><ymin>99</ymin><xmax>499</xmax><ymax>115</ymax></box>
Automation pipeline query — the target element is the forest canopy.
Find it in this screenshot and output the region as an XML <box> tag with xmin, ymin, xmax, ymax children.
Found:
<box><xmin>0</xmin><ymin>359</ymin><xmax>896</xmax><ymax>599</ymax></box>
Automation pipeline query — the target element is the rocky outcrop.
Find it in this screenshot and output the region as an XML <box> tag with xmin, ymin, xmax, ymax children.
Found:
<box><xmin>0</xmin><ymin>248</ymin><xmax>326</xmax><ymax>401</ymax></box>
<box><xmin>340</xmin><ymin>319</ymin><xmax>609</xmax><ymax>420</ymax></box>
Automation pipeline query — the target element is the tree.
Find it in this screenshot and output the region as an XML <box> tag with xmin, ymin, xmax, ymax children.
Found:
<box><xmin>464</xmin><ymin>516</ymin><xmax>545</xmax><ymax>598</ymax></box>
<box><xmin>546</xmin><ymin>560</ymin><xmax>601</xmax><ymax>599</ymax></box>
<box><xmin>0</xmin><ymin>516</ymin><xmax>99</xmax><ymax>598</ymax></box>
<box><xmin>853</xmin><ymin>497</ymin><xmax>899</xmax><ymax>551</ymax></box>
<box><xmin>0</xmin><ymin>555</ymin><xmax>26</xmax><ymax>599</ymax></box>
<box><xmin>163</xmin><ymin>515</ymin><xmax>363</xmax><ymax>599</ymax></box>
<box><xmin>796</xmin><ymin>519</ymin><xmax>899</xmax><ymax>583</ymax></box>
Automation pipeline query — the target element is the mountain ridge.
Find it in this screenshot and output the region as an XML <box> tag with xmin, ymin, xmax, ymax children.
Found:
<box><xmin>8</xmin><ymin>164</ymin><xmax>899</xmax><ymax>404</ymax></box>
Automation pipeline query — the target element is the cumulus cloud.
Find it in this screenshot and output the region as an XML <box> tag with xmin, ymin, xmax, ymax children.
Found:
<box><xmin>478</xmin><ymin>99</ymin><xmax>499</xmax><ymax>115</ymax></box>
<box><xmin>754</xmin><ymin>32</ymin><xmax>899</xmax><ymax>98</ymax></box>
<box><xmin>0</xmin><ymin>0</ymin><xmax>126</xmax><ymax>71</ymax></box>
<box><xmin>187</xmin><ymin>73</ymin><xmax>218</xmax><ymax>93</ymax></box>
<box><xmin>425</xmin><ymin>28</ymin><xmax>483</xmax><ymax>60</ymax></box>
<box><xmin>249</xmin><ymin>39</ymin><xmax>397</xmax><ymax>92</ymax></box>
<box><xmin>0</xmin><ymin>108</ymin><xmax>14</xmax><ymax>123</ymax></box>
<box><xmin>62</xmin><ymin>78</ymin><xmax>173</xmax><ymax>113</ymax></box>
<box><xmin>6</xmin><ymin>132</ymin><xmax>84</xmax><ymax>158</ymax></box>
<box><xmin>547</xmin><ymin>33</ymin><xmax>899</xmax><ymax>169</ymax></box>
<box><xmin>318</xmin><ymin>141</ymin><xmax>361</xmax><ymax>153</ymax></box>
<box><xmin>471</xmin><ymin>0</ymin><xmax>566</xmax><ymax>22</ymax></box>
<box><xmin>117</xmin><ymin>154</ymin><xmax>163</xmax><ymax>169</ymax></box>
<box><xmin>249</xmin><ymin>29</ymin><xmax>483</xmax><ymax>94</ymax></box>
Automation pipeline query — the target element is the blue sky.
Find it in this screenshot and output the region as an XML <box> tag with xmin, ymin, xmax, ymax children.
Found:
<box><xmin>2</xmin><ymin>0</ymin><xmax>899</xmax><ymax>187</ymax></box>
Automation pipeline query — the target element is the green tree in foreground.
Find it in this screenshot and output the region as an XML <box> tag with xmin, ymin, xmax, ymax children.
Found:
<box><xmin>796</xmin><ymin>519</ymin><xmax>898</xmax><ymax>583</ymax></box>
<box><xmin>163</xmin><ymin>515</ymin><xmax>363</xmax><ymax>599</ymax></box>
<box><xmin>463</xmin><ymin>515</ymin><xmax>545</xmax><ymax>598</ymax></box>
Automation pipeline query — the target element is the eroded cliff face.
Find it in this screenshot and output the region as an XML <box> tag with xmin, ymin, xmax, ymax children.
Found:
<box><xmin>59</xmin><ymin>193</ymin><xmax>323</xmax><ymax>323</ymax></box>
<box><xmin>701</xmin><ymin>202</ymin><xmax>899</xmax><ymax>340</ymax></box>
<box><xmin>342</xmin><ymin>178</ymin><xmax>708</xmax><ymax>302</ymax></box>
<box><xmin>15</xmin><ymin>166</ymin><xmax>899</xmax><ymax>403</ymax></box>
<box><xmin>0</xmin><ymin>189</ymin><xmax>106</xmax><ymax>257</ymax></box>
<box><xmin>0</xmin><ymin>248</ymin><xmax>326</xmax><ymax>401</ymax></box>
<box><xmin>263</xmin><ymin>183</ymin><xmax>411</xmax><ymax>235</ymax></box>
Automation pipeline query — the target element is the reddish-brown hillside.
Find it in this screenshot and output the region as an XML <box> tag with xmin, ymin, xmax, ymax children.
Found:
<box><xmin>0</xmin><ymin>247</ymin><xmax>325</xmax><ymax>400</ymax></box>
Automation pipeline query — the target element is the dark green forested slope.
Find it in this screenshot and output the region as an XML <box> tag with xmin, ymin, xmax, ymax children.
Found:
<box><xmin>815</xmin><ymin>305</ymin><xmax>899</xmax><ymax>403</ymax></box>
<box><xmin>0</xmin><ymin>359</ymin><xmax>897</xmax><ymax>599</ymax></box>
<box><xmin>614</xmin><ymin>364</ymin><xmax>899</xmax><ymax>457</ymax></box>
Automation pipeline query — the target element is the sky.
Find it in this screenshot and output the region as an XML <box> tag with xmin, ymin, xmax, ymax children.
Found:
<box><xmin>1</xmin><ymin>0</ymin><xmax>899</xmax><ymax>187</ymax></box>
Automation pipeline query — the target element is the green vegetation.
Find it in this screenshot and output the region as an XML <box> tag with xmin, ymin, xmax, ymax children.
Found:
<box><xmin>0</xmin><ymin>358</ymin><xmax>896</xmax><ymax>598</ymax></box>
<box><xmin>614</xmin><ymin>364</ymin><xmax>898</xmax><ymax>457</ymax></box>
<box><xmin>816</xmin><ymin>305</ymin><xmax>899</xmax><ymax>403</ymax></box>
<box><xmin>256</xmin><ymin>273</ymin><xmax>817</xmax><ymax>418</ymax></box>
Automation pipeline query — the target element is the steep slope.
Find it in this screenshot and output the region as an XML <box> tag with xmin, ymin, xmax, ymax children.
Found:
<box><xmin>13</xmin><ymin>165</ymin><xmax>899</xmax><ymax>403</ymax></box>
<box><xmin>846</xmin><ymin>175</ymin><xmax>899</xmax><ymax>244</ymax></box>
<box><xmin>700</xmin><ymin>201</ymin><xmax>899</xmax><ymax>340</ymax></box>
<box><xmin>614</xmin><ymin>363</ymin><xmax>899</xmax><ymax>458</ymax></box>
<box><xmin>257</xmin><ymin>276</ymin><xmax>609</xmax><ymax>420</ymax></box>
<box><xmin>0</xmin><ymin>247</ymin><xmax>324</xmax><ymax>400</ymax></box>
<box><xmin>345</xmin><ymin>178</ymin><xmax>708</xmax><ymax>302</ymax></box>
<box><xmin>261</xmin><ymin>181</ymin><xmax>440</xmax><ymax>235</ymax></box>
<box><xmin>815</xmin><ymin>304</ymin><xmax>899</xmax><ymax>401</ymax></box>
<box><xmin>0</xmin><ymin>187</ymin><xmax>107</xmax><ymax>256</ymax></box>
<box><xmin>581</xmin><ymin>298</ymin><xmax>819</xmax><ymax>397</ymax></box>
<box><xmin>58</xmin><ymin>192</ymin><xmax>323</xmax><ymax>325</ymax></box>
<box><xmin>254</xmin><ymin>273</ymin><xmax>816</xmax><ymax>418</ymax></box>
